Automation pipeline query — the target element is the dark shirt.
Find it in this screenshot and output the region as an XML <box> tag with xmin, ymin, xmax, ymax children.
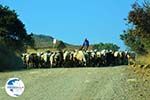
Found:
<box><xmin>83</xmin><ymin>39</ymin><xmax>89</xmax><ymax>47</ymax></box>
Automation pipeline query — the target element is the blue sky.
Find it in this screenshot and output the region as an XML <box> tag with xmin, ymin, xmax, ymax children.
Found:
<box><xmin>0</xmin><ymin>0</ymin><xmax>142</xmax><ymax>50</ymax></box>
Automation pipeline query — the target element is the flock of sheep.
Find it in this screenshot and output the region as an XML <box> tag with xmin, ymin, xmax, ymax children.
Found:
<box><xmin>22</xmin><ymin>49</ymin><xmax>135</xmax><ymax>68</ymax></box>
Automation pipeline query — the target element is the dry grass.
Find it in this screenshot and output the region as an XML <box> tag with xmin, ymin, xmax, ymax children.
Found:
<box><xmin>129</xmin><ymin>53</ymin><xmax>150</xmax><ymax>79</ymax></box>
<box><xmin>27</xmin><ymin>48</ymin><xmax>57</xmax><ymax>53</ymax></box>
<box><xmin>135</xmin><ymin>53</ymin><xmax>150</xmax><ymax>65</ymax></box>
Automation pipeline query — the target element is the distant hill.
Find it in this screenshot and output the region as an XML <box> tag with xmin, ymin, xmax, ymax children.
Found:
<box><xmin>32</xmin><ymin>34</ymin><xmax>79</xmax><ymax>49</ymax></box>
<box><xmin>31</xmin><ymin>34</ymin><xmax>119</xmax><ymax>51</ymax></box>
<box><xmin>32</xmin><ymin>34</ymin><xmax>54</xmax><ymax>48</ymax></box>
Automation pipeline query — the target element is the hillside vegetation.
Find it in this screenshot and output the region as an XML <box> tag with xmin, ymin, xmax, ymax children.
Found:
<box><xmin>28</xmin><ymin>34</ymin><xmax>120</xmax><ymax>52</ymax></box>
<box><xmin>31</xmin><ymin>34</ymin><xmax>79</xmax><ymax>50</ymax></box>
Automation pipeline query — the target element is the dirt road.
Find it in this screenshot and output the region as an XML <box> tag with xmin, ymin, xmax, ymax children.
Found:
<box><xmin>0</xmin><ymin>66</ymin><xmax>149</xmax><ymax>100</ymax></box>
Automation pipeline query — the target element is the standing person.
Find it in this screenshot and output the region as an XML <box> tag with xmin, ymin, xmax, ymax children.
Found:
<box><xmin>53</xmin><ymin>38</ymin><xmax>57</xmax><ymax>48</ymax></box>
<box><xmin>81</xmin><ymin>38</ymin><xmax>89</xmax><ymax>51</ymax></box>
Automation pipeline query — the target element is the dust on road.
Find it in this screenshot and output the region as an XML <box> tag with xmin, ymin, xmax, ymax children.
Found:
<box><xmin>0</xmin><ymin>66</ymin><xmax>150</xmax><ymax>100</ymax></box>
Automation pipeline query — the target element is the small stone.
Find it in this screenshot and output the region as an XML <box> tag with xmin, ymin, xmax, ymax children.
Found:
<box><xmin>85</xmin><ymin>80</ymin><xmax>90</xmax><ymax>83</ymax></box>
<box><xmin>140</xmin><ymin>94</ymin><xmax>143</xmax><ymax>96</ymax></box>
<box><xmin>127</xmin><ymin>79</ymin><xmax>137</xmax><ymax>82</ymax></box>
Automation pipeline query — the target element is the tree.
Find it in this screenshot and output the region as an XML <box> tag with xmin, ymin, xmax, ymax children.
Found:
<box><xmin>120</xmin><ymin>0</ymin><xmax>150</xmax><ymax>54</ymax></box>
<box><xmin>0</xmin><ymin>5</ymin><xmax>35</xmax><ymax>70</ymax></box>
<box><xmin>120</xmin><ymin>29</ymin><xmax>147</xmax><ymax>54</ymax></box>
<box><xmin>0</xmin><ymin>5</ymin><xmax>34</xmax><ymax>52</ymax></box>
<box><xmin>93</xmin><ymin>43</ymin><xmax>120</xmax><ymax>51</ymax></box>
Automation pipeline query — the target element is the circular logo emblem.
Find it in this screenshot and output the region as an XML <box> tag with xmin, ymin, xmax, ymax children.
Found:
<box><xmin>5</xmin><ymin>78</ymin><xmax>25</xmax><ymax>97</ymax></box>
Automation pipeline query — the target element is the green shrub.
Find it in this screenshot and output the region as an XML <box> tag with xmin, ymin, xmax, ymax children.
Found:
<box><xmin>0</xmin><ymin>44</ymin><xmax>24</xmax><ymax>71</ymax></box>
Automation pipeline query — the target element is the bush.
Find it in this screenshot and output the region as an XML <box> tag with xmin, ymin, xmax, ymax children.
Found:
<box><xmin>121</xmin><ymin>1</ymin><xmax>150</xmax><ymax>54</ymax></box>
<box><xmin>93</xmin><ymin>43</ymin><xmax>120</xmax><ymax>51</ymax></box>
<box><xmin>0</xmin><ymin>44</ymin><xmax>24</xmax><ymax>71</ymax></box>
